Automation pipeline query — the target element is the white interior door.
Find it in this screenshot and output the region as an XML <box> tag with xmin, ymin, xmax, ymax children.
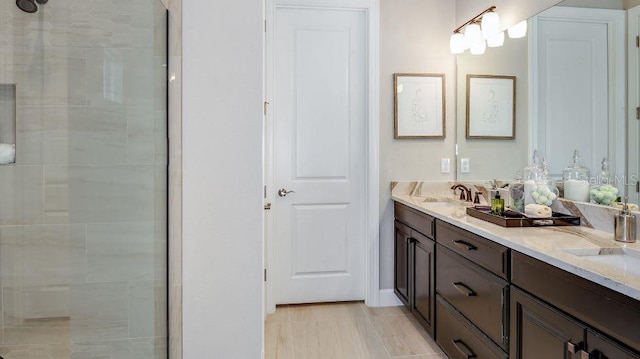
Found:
<box><xmin>532</xmin><ymin>7</ymin><xmax>625</xmax><ymax>180</ymax></box>
<box><xmin>272</xmin><ymin>5</ymin><xmax>367</xmax><ymax>304</ymax></box>
<box><xmin>630</xmin><ymin>5</ymin><xmax>640</xmax><ymax>204</ymax></box>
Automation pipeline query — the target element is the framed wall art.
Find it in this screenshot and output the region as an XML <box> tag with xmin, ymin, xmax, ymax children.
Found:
<box><xmin>394</xmin><ymin>73</ymin><xmax>445</xmax><ymax>139</ymax></box>
<box><xmin>466</xmin><ymin>75</ymin><xmax>516</xmax><ymax>139</ymax></box>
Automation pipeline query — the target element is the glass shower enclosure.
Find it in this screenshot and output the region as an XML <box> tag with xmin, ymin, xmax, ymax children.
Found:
<box><xmin>0</xmin><ymin>0</ymin><xmax>168</xmax><ymax>357</ymax></box>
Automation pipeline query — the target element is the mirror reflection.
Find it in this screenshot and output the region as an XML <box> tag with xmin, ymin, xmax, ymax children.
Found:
<box><xmin>456</xmin><ymin>0</ymin><xmax>639</xmax><ymax>204</ymax></box>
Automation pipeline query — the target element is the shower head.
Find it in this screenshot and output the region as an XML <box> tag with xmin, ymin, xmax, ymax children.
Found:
<box><xmin>16</xmin><ymin>0</ymin><xmax>37</xmax><ymax>13</ymax></box>
<box><xmin>16</xmin><ymin>0</ymin><xmax>47</xmax><ymax>13</ymax></box>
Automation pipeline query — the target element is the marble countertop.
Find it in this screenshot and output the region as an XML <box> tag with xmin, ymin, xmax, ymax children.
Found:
<box><xmin>393</xmin><ymin>194</ymin><xmax>640</xmax><ymax>300</ymax></box>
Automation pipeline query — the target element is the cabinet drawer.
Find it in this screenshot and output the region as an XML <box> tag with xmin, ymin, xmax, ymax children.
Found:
<box><xmin>436</xmin><ymin>220</ymin><xmax>509</xmax><ymax>278</ymax></box>
<box><xmin>437</xmin><ymin>245</ymin><xmax>508</xmax><ymax>349</ymax></box>
<box><xmin>394</xmin><ymin>202</ymin><xmax>434</xmax><ymax>238</ymax></box>
<box><xmin>436</xmin><ymin>295</ymin><xmax>508</xmax><ymax>359</ymax></box>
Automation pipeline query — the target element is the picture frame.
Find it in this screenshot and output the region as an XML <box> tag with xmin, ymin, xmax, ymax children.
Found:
<box><xmin>393</xmin><ymin>73</ymin><xmax>445</xmax><ymax>139</ymax></box>
<box><xmin>466</xmin><ymin>75</ymin><xmax>516</xmax><ymax>139</ymax></box>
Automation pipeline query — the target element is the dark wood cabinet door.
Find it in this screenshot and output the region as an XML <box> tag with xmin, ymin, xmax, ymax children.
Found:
<box><xmin>510</xmin><ymin>287</ymin><xmax>586</xmax><ymax>359</ymax></box>
<box><xmin>412</xmin><ymin>231</ymin><xmax>435</xmax><ymax>336</ymax></box>
<box><xmin>587</xmin><ymin>329</ymin><xmax>640</xmax><ymax>359</ymax></box>
<box><xmin>394</xmin><ymin>220</ymin><xmax>410</xmax><ymax>305</ymax></box>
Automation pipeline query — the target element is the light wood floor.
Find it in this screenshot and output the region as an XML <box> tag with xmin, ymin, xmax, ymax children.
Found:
<box><xmin>265</xmin><ymin>302</ymin><xmax>448</xmax><ymax>359</ymax></box>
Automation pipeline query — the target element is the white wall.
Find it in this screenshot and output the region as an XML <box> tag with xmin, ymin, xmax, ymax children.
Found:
<box><xmin>627</xmin><ymin>0</ymin><xmax>640</xmax><ymax>9</ymax></box>
<box><xmin>456</xmin><ymin>35</ymin><xmax>529</xmax><ymax>181</ymax></box>
<box><xmin>559</xmin><ymin>0</ymin><xmax>624</xmax><ymax>9</ymax></box>
<box><xmin>182</xmin><ymin>0</ymin><xmax>264</xmax><ymax>357</ymax></box>
<box><xmin>456</xmin><ymin>0</ymin><xmax>563</xmax><ymax>30</ymax></box>
<box><xmin>379</xmin><ymin>0</ymin><xmax>456</xmax><ymax>289</ymax></box>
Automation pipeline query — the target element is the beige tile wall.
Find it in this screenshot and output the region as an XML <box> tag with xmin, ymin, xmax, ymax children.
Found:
<box><xmin>0</xmin><ymin>0</ymin><xmax>170</xmax><ymax>357</ymax></box>
<box><xmin>167</xmin><ymin>0</ymin><xmax>182</xmax><ymax>355</ymax></box>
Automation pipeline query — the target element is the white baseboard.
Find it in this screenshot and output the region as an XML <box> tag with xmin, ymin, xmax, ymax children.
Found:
<box><xmin>377</xmin><ymin>289</ymin><xmax>403</xmax><ymax>307</ymax></box>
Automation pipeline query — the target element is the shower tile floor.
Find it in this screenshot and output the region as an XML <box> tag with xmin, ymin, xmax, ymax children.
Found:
<box><xmin>0</xmin><ymin>318</ymin><xmax>165</xmax><ymax>359</ymax></box>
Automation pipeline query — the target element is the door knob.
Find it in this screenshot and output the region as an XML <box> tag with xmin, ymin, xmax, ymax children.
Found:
<box><xmin>277</xmin><ymin>188</ymin><xmax>296</xmax><ymax>197</ymax></box>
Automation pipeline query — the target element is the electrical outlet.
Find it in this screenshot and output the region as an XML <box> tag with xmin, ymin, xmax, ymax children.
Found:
<box><xmin>440</xmin><ymin>158</ymin><xmax>450</xmax><ymax>174</ymax></box>
<box><xmin>461</xmin><ymin>158</ymin><xmax>471</xmax><ymax>173</ymax></box>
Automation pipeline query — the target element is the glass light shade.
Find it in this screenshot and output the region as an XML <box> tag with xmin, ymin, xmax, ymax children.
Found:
<box><xmin>450</xmin><ymin>32</ymin><xmax>465</xmax><ymax>54</ymax></box>
<box><xmin>470</xmin><ymin>40</ymin><xmax>486</xmax><ymax>55</ymax></box>
<box><xmin>508</xmin><ymin>20</ymin><xmax>528</xmax><ymax>39</ymax></box>
<box><xmin>487</xmin><ymin>31</ymin><xmax>505</xmax><ymax>48</ymax></box>
<box><xmin>481</xmin><ymin>11</ymin><xmax>500</xmax><ymax>39</ymax></box>
<box><xmin>464</xmin><ymin>23</ymin><xmax>482</xmax><ymax>48</ymax></box>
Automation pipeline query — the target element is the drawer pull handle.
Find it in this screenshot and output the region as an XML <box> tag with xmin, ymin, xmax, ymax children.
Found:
<box><xmin>453</xmin><ymin>240</ymin><xmax>477</xmax><ymax>251</ymax></box>
<box><xmin>452</xmin><ymin>339</ymin><xmax>477</xmax><ymax>359</ymax></box>
<box><xmin>567</xmin><ymin>342</ymin><xmax>580</xmax><ymax>354</ymax></box>
<box><xmin>566</xmin><ymin>342</ymin><xmax>590</xmax><ymax>358</ymax></box>
<box><xmin>452</xmin><ymin>282</ymin><xmax>477</xmax><ymax>297</ymax></box>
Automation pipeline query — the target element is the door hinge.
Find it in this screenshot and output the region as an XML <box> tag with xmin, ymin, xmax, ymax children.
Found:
<box><xmin>264</xmin><ymin>269</ymin><xmax>267</xmax><ymax>282</ymax></box>
<box><xmin>636</xmin><ymin>36</ymin><xmax>639</xmax><ymax>48</ymax></box>
<box><xmin>264</xmin><ymin>101</ymin><xmax>270</xmax><ymax>116</ymax></box>
<box><xmin>264</xmin><ymin>185</ymin><xmax>267</xmax><ymax>198</ymax></box>
<box><xmin>636</xmin><ymin>181</ymin><xmax>639</xmax><ymax>193</ymax></box>
<box><xmin>636</xmin><ymin>107</ymin><xmax>640</xmax><ymax>120</ymax></box>
<box><xmin>265</xmin><ymin>20</ymin><xmax>267</xmax><ymax>32</ymax></box>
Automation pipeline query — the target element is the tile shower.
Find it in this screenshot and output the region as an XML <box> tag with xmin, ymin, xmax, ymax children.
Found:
<box><xmin>0</xmin><ymin>0</ymin><xmax>168</xmax><ymax>358</ymax></box>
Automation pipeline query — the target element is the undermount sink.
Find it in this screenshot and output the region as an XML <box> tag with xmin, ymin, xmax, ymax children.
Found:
<box><xmin>562</xmin><ymin>247</ymin><xmax>640</xmax><ymax>276</ymax></box>
<box><xmin>423</xmin><ymin>201</ymin><xmax>472</xmax><ymax>207</ymax></box>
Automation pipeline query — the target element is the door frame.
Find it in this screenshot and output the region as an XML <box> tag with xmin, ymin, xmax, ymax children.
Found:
<box><xmin>264</xmin><ymin>0</ymin><xmax>380</xmax><ymax>314</ymax></box>
<box><xmin>629</xmin><ymin>5</ymin><xmax>640</xmax><ymax>204</ymax></box>
<box><xmin>530</xmin><ymin>6</ymin><xmax>626</xmax><ymax>179</ymax></box>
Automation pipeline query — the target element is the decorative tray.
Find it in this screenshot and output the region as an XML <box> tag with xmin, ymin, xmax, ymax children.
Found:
<box><xmin>466</xmin><ymin>206</ymin><xmax>581</xmax><ymax>228</ymax></box>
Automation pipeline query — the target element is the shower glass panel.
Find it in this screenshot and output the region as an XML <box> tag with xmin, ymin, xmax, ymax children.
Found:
<box><xmin>0</xmin><ymin>0</ymin><xmax>168</xmax><ymax>357</ymax></box>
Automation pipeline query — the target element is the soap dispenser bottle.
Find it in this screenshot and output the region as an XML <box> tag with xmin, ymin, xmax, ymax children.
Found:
<box><xmin>615</xmin><ymin>200</ymin><xmax>636</xmax><ymax>243</ymax></box>
<box><xmin>491</xmin><ymin>190</ymin><xmax>505</xmax><ymax>216</ymax></box>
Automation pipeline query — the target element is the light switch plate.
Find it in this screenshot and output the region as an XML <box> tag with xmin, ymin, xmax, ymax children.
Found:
<box><xmin>440</xmin><ymin>158</ymin><xmax>450</xmax><ymax>174</ymax></box>
<box><xmin>461</xmin><ymin>158</ymin><xmax>470</xmax><ymax>173</ymax></box>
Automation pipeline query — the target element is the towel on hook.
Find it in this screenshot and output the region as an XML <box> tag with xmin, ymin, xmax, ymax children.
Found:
<box><xmin>0</xmin><ymin>143</ymin><xmax>16</xmax><ymax>165</ymax></box>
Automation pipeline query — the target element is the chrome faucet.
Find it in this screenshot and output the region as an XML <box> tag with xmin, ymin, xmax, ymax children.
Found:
<box><xmin>451</xmin><ymin>184</ymin><xmax>472</xmax><ymax>202</ymax></box>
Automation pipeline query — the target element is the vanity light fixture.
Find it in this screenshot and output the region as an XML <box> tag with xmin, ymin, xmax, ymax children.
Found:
<box><xmin>508</xmin><ymin>20</ymin><xmax>528</xmax><ymax>39</ymax></box>
<box><xmin>449</xmin><ymin>32</ymin><xmax>466</xmax><ymax>54</ymax></box>
<box><xmin>470</xmin><ymin>39</ymin><xmax>487</xmax><ymax>55</ymax></box>
<box><xmin>481</xmin><ymin>10</ymin><xmax>500</xmax><ymax>39</ymax></box>
<box><xmin>464</xmin><ymin>22</ymin><xmax>482</xmax><ymax>49</ymax></box>
<box><xmin>450</xmin><ymin>6</ymin><xmax>501</xmax><ymax>55</ymax></box>
<box><xmin>487</xmin><ymin>31</ymin><xmax>505</xmax><ymax>48</ymax></box>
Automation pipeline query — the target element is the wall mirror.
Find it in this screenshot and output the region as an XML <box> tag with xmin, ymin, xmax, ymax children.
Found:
<box><xmin>456</xmin><ymin>0</ymin><xmax>640</xmax><ymax>203</ymax></box>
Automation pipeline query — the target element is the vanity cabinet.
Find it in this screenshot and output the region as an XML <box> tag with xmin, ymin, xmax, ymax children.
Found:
<box><xmin>437</xmin><ymin>295</ymin><xmax>508</xmax><ymax>359</ymax></box>
<box><xmin>435</xmin><ymin>220</ymin><xmax>510</xmax><ymax>358</ymax></box>
<box><xmin>510</xmin><ymin>287</ymin><xmax>640</xmax><ymax>359</ymax></box>
<box><xmin>394</xmin><ymin>203</ymin><xmax>435</xmax><ymax>336</ymax></box>
<box><xmin>437</xmin><ymin>244</ymin><xmax>509</xmax><ymax>350</ymax></box>
<box><xmin>511</xmin><ymin>251</ymin><xmax>640</xmax><ymax>359</ymax></box>
<box><xmin>394</xmin><ymin>220</ymin><xmax>410</xmax><ymax>304</ymax></box>
<box><xmin>393</xmin><ymin>201</ymin><xmax>640</xmax><ymax>359</ymax></box>
<box><xmin>436</xmin><ymin>220</ymin><xmax>509</xmax><ymax>279</ymax></box>
<box><xmin>510</xmin><ymin>287</ymin><xmax>586</xmax><ymax>359</ymax></box>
